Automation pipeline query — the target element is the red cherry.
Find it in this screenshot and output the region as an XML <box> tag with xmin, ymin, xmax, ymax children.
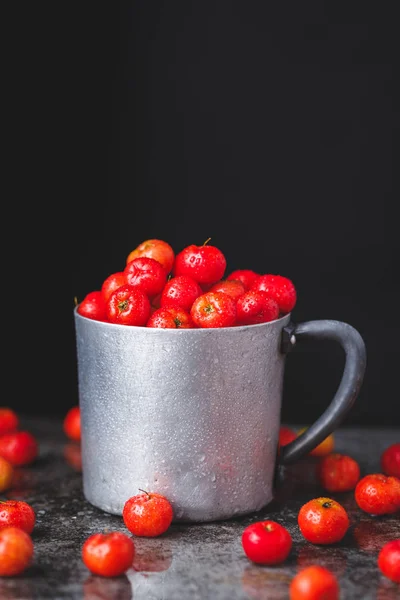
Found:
<box><xmin>160</xmin><ymin>275</ymin><xmax>202</xmax><ymax>312</ymax></box>
<box><xmin>0</xmin><ymin>431</ymin><xmax>39</xmax><ymax>467</ymax></box>
<box><xmin>190</xmin><ymin>291</ymin><xmax>237</xmax><ymax>328</ymax></box>
<box><xmin>63</xmin><ymin>406</ymin><xmax>81</xmax><ymax>441</ymax></box>
<box><xmin>106</xmin><ymin>284</ymin><xmax>151</xmax><ymax>326</ymax></box>
<box><xmin>241</xmin><ymin>520</ymin><xmax>292</xmax><ymax>565</ymax></box>
<box><xmin>251</xmin><ymin>274</ymin><xmax>297</xmax><ymax>314</ymax></box>
<box><xmin>147</xmin><ymin>307</ymin><xmax>195</xmax><ymax>329</ymax></box>
<box><xmin>209</xmin><ymin>279</ymin><xmax>246</xmax><ymax>300</ymax></box>
<box><xmin>290</xmin><ymin>565</ymin><xmax>339</xmax><ymax>600</ymax></box>
<box><xmin>173</xmin><ymin>240</ymin><xmax>226</xmax><ymax>285</ymax></box>
<box><xmin>126</xmin><ymin>239</ymin><xmax>175</xmax><ymax>273</ymax></box>
<box><xmin>236</xmin><ymin>290</ymin><xmax>280</xmax><ymax>325</ymax></box>
<box><xmin>77</xmin><ymin>291</ymin><xmax>108</xmax><ymax>322</ymax></box>
<box><xmin>101</xmin><ymin>271</ymin><xmax>127</xmax><ymax>302</ymax></box>
<box><xmin>123</xmin><ymin>491</ymin><xmax>173</xmax><ymax>537</ymax></box>
<box><xmin>378</xmin><ymin>540</ymin><xmax>400</xmax><ymax>583</ymax></box>
<box><xmin>0</xmin><ymin>527</ymin><xmax>34</xmax><ymax>576</ymax></box>
<box><xmin>0</xmin><ymin>409</ymin><xmax>19</xmax><ymax>436</ymax></box>
<box><xmin>279</xmin><ymin>426</ymin><xmax>297</xmax><ymax>447</ymax></box>
<box><xmin>0</xmin><ymin>500</ymin><xmax>36</xmax><ymax>534</ymax></box>
<box><xmin>82</xmin><ymin>531</ymin><xmax>135</xmax><ymax>577</ymax></box>
<box><xmin>381</xmin><ymin>443</ymin><xmax>400</xmax><ymax>478</ymax></box>
<box><xmin>227</xmin><ymin>269</ymin><xmax>260</xmax><ymax>290</ymax></box>
<box><xmin>355</xmin><ymin>473</ymin><xmax>400</xmax><ymax>515</ymax></box>
<box><xmin>124</xmin><ymin>257</ymin><xmax>167</xmax><ymax>298</ymax></box>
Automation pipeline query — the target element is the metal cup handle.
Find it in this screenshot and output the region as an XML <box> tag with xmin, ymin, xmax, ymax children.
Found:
<box><xmin>279</xmin><ymin>319</ymin><xmax>367</xmax><ymax>465</ymax></box>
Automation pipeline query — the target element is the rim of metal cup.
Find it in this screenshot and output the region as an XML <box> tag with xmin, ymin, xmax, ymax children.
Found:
<box><xmin>73</xmin><ymin>306</ymin><xmax>290</xmax><ymax>333</ymax></box>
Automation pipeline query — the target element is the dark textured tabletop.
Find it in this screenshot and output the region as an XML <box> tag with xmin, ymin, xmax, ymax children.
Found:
<box><xmin>1</xmin><ymin>417</ymin><xmax>399</xmax><ymax>600</ymax></box>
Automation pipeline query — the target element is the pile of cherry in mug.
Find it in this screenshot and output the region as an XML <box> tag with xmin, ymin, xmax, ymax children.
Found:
<box><xmin>77</xmin><ymin>238</ymin><xmax>297</xmax><ymax>328</ymax></box>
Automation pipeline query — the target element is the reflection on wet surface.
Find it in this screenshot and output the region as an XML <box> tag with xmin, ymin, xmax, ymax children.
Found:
<box><xmin>376</xmin><ymin>579</ymin><xmax>400</xmax><ymax>600</ymax></box>
<box><xmin>132</xmin><ymin>538</ymin><xmax>173</xmax><ymax>572</ymax></box>
<box><xmin>296</xmin><ymin>544</ymin><xmax>348</xmax><ymax>576</ymax></box>
<box><xmin>63</xmin><ymin>442</ymin><xmax>82</xmax><ymax>472</ymax></box>
<box><xmin>353</xmin><ymin>518</ymin><xmax>399</xmax><ymax>553</ymax></box>
<box><xmin>83</xmin><ymin>573</ymin><xmax>132</xmax><ymax>600</ymax></box>
<box><xmin>241</xmin><ymin>566</ymin><xmax>292</xmax><ymax>600</ymax></box>
<box><xmin>5</xmin><ymin>467</ymin><xmax>36</xmax><ymax>500</ymax></box>
<box><xmin>0</xmin><ymin>579</ymin><xmax>35</xmax><ymax>600</ymax></box>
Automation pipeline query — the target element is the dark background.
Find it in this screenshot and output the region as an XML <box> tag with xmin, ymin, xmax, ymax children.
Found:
<box><xmin>8</xmin><ymin>3</ymin><xmax>398</xmax><ymax>427</ymax></box>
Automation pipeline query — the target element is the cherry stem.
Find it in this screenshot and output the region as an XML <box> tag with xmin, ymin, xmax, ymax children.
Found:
<box><xmin>138</xmin><ymin>488</ymin><xmax>151</xmax><ymax>498</ymax></box>
<box><xmin>203</xmin><ymin>237</ymin><xmax>211</xmax><ymax>246</ymax></box>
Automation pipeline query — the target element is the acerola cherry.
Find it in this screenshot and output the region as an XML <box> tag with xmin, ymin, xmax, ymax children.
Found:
<box><xmin>0</xmin><ymin>499</ymin><xmax>36</xmax><ymax>534</ymax></box>
<box><xmin>0</xmin><ymin>527</ymin><xmax>34</xmax><ymax>576</ymax></box>
<box><xmin>124</xmin><ymin>257</ymin><xmax>167</xmax><ymax>299</ymax></box>
<box><xmin>251</xmin><ymin>274</ymin><xmax>297</xmax><ymax>314</ymax></box>
<box><xmin>0</xmin><ymin>408</ymin><xmax>19</xmax><ymax>436</ymax></box>
<box><xmin>122</xmin><ymin>491</ymin><xmax>173</xmax><ymax>537</ymax></box>
<box><xmin>317</xmin><ymin>453</ymin><xmax>361</xmax><ymax>492</ymax></box>
<box><xmin>0</xmin><ymin>431</ymin><xmax>39</xmax><ymax>466</ymax></box>
<box><xmin>106</xmin><ymin>284</ymin><xmax>151</xmax><ymax>326</ymax></box>
<box><xmin>77</xmin><ymin>291</ymin><xmax>108</xmax><ymax>322</ymax></box>
<box><xmin>381</xmin><ymin>443</ymin><xmax>400</xmax><ymax>478</ymax></box>
<box><xmin>126</xmin><ymin>238</ymin><xmax>175</xmax><ymax>273</ymax></box>
<box><xmin>173</xmin><ymin>240</ymin><xmax>227</xmax><ymax>285</ymax></box>
<box><xmin>147</xmin><ymin>307</ymin><xmax>194</xmax><ymax>329</ymax></box>
<box><xmin>297</xmin><ymin>497</ymin><xmax>350</xmax><ymax>545</ymax></box>
<box><xmin>101</xmin><ymin>271</ymin><xmax>126</xmax><ymax>302</ymax></box>
<box><xmin>236</xmin><ymin>290</ymin><xmax>280</xmax><ymax>325</ymax></box>
<box><xmin>241</xmin><ymin>520</ymin><xmax>292</xmax><ymax>565</ymax></box>
<box><xmin>160</xmin><ymin>275</ymin><xmax>202</xmax><ymax>312</ymax></box>
<box><xmin>190</xmin><ymin>291</ymin><xmax>237</xmax><ymax>328</ymax></box>
<box><xmin>0</xmin><ymin>457</ymin><xmax>14</xmax><ymax>493</ymax></box>
<box><xmin>355</xmin><ymin>473</ymin><xmax>400</xmax><ymax>515</ymax></box>
<box><xmin>279</xmin><ymin>426</ymin><xmax>297</xmax><ymax>447</ymax></box>
<box><xmin>298</xmin><ymin>427</ymin><xmax>335</xmax><ymax>457</ymax></box>
<box><xmin>378</xmin><ymin>540</ymin><xmax>400</xmax><ymax>583</ymax></box>
<box><xmin>132</xmin><ymin>543</ymin><xmax>173</xmax><ymax>572</ymax></box>
<box><xmin>63</xmin><ymin>406</ymin><xmax>81</xmax><ymax>441</ymax></box>
<box><xmin>209</xmin><ymin>279</ymin><xmax>246</xmax><ymax>300</ymax></box>
<box><xmin>226</xmin><ymin>269</ymin><xmax>259</xmax><ymax>290</ymax></box>
<box><xmin>82</xmin><ymin>531</ymin><xmax>135</xmax><ymax>577</ymax></box>
<box><xmin>289</xmin><ymin>565</ymin><xmax>339</xmax><ymax>600</ymax></box>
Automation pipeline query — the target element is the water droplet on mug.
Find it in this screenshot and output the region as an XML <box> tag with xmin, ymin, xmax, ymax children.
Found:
<box><xmin>199</xmin><ymin>454</ymin><xmax>206</xmax><ymax>462</ymax></box>
<box><xmin>211</xmin><ymin>473</ymin><xmax>216</xmax><ymax>482</ymax></box>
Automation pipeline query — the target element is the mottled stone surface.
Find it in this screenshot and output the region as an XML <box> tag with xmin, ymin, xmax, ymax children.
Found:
<box><xmin>1</xmin><ymin>417</ymin><xmax>399</xmax><ymax>599</ymax></box>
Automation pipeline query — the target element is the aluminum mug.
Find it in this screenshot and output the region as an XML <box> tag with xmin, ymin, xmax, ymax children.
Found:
<box><xmin>74</xmin><ymin>309</ymin><xmax>366</xmax><ymax>522</ymax></box>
